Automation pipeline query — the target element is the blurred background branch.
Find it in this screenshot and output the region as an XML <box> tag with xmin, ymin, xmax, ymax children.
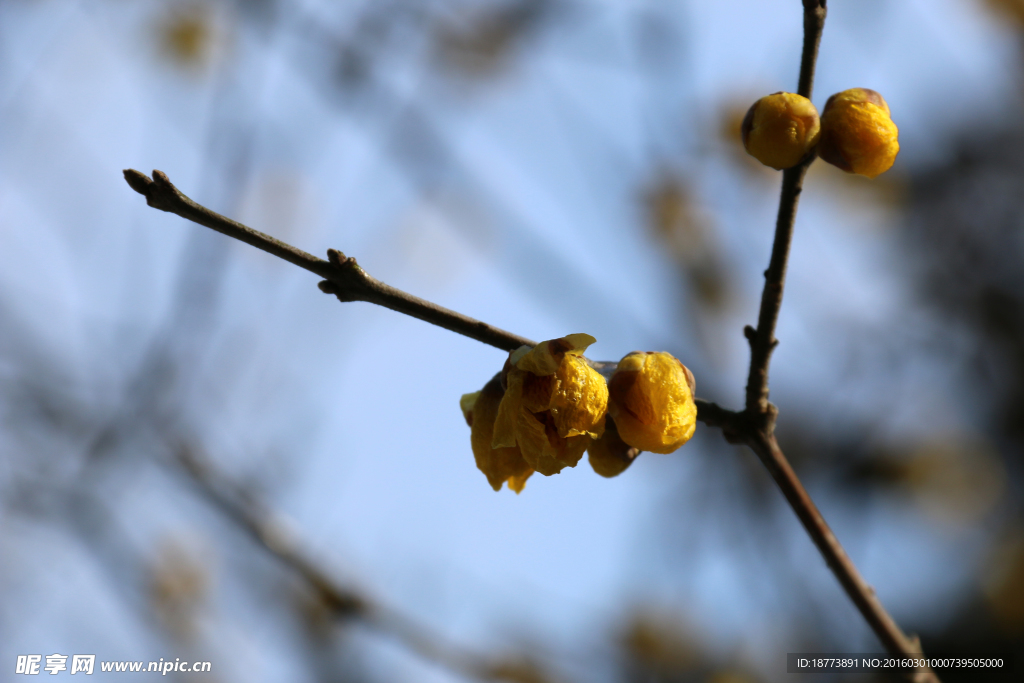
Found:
<box><xmin>174</xmin><ymin>443</ymin><xmax>561</xmax><ymax>683</ymax></box>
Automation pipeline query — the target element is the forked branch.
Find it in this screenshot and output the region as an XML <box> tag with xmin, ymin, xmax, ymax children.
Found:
<box><xmin>123</xmin><ymin>4</ymin><xmax>938</xmax><ymax>677</ymax></box>
<box><xmin>123</xmin><ymin>163</ymin><xmax>934</xmax><ymax>678</ymax></box>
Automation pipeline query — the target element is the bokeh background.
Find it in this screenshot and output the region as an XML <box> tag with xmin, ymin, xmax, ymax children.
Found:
<box><xmin>2</xmin><ymin>0</ymin><xmax>1023</xmax><ymax>681</ymax></box>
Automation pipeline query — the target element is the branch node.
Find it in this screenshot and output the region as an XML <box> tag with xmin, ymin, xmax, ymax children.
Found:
<box><xmin>327</xmin><ymin>248</ymin><xmax>351</xmax><ymax>268</ymax></box>
<box><xmin>322</xmin><ymin>250</ymin><xmax>372</xmax><ymax>302</ymax></box>
<box><xmin>745</xmin><ymin>403</ymin><xmax>779</xmax><ymax>439</ymax></box>
<box><xmin>722</xmin><ymin>425</ymin><xmax>747</xmax><ymax>446</ymax></box>
<box><xmin>743</xmin><ymin>325</ymin><xmax>757</xmax><ymax>345</ymax></box>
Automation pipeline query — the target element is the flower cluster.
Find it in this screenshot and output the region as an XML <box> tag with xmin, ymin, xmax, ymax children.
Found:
<box><xmin>741</xmin><ymin>88</ymin><xmax>899</xmax><ymax>178</ymax></box>
<box><xmin>460</xmin><ymin>335</ymin><xmax>697</xmax><ymax>492</ymax></box>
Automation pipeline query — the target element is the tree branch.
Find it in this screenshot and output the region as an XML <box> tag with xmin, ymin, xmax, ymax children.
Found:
<box><xmin>124</xmin><ymin>5</ymin><xmax>937</xmax><ymax>669</ymax></box>
<box><xmin>797</xmin><ymin>0</ymin><xmax>828</xmax><ymax>100</ymax></box>
<box><xmin>744</xmin><ymin>431</ymin><xmax>933</xmax><ymax>679</ymax></box>
<box><xmin>743</xmin><ymin>161</ymin><xmax>809</xmax><ymax>418</ymax></box>
<box><xmin>124</xmin><ymin>169</ymin><xmax>532</xmax><ymax>353</ymax></box>
<box><xmin>731</xmin><ymin>2</ymin><xmax>939</xmax><ymax>680</ymax></box>
<box><xmin>743</xmin><ymin>0</ymin><xmax>826</xmax><ymax>419</ymax></box>
<box><xmin>124</xmin><ymin>158</ymin><xmax>937</xmax><ymax>678</ymax></box>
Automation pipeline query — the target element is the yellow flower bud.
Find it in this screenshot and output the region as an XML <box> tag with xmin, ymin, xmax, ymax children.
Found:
<box><xmin>818</xmin><ymin>88</ymin><xmax>899</xmax><ymax>179</ymax></box>
<box><xmin>492</xmin><ymin>334</ymin><xmax>608</xmax><ymax>476</ymax></box>
<box><xmin>741</xmin><ymin>92</ymin><xmax>821</xmax><ymax>170</ymax></box>
<box><xmin>608</xmin><ymin>351</ymin><xmax>696</xmax><ymax>454</ymax></box>
<box><xmin>461</xmin><ymin>377</ymin><xmax>533</xmax><ymax>493</ymax></box>
<box><xmin>587</xmin><ymin>416</ymin><xmax>640</xmax><ymax>478</ymax></box>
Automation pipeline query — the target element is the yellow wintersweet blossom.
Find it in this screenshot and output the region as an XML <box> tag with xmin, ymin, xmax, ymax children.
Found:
<box><xmin>587</xmin><ymin>416</ymin><xmax>640</xmax><ymax>478</ymax></box>
<box><xmin>818</xmin><ymin>88</ymin><xmax>899</xmax><ymax>179</ymax></box>
<box><xmin>608</xmin><ymin>351</ymin><xmax>696</xmax><ymax>454</ymax></box>
<box><xmin>460</xmin><ymin>376</ymin><xmax>533</xmax><ymax>493</ymax></box>
<box><xmin>741</xmin><ymin>92</ymin><xmax>821</xmax><ymax>170</ymax></box>
<box><xmin>492</xmin><ymin>334</ymin><xmax>608</xmax><ymax>476</ymax></box>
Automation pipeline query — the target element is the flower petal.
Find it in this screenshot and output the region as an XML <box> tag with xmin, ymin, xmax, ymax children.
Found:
<box><xmin>492</xmin><ymin>370</ymin><xmax>523</xmax><ymax>449</ymax></box>
<box><xmin>459</xmin><ymin>391</ymin><xmax>480</xmax><ymax>427</ymax></box>
<box><xmin>549</xmin><ymin>354</ymin><xmax>607</xmax><ymax>439</ymax></box>
<box><xmin>470</xmin><ymin>376</ymin><xmax>533</xmax><ymax>492</ymax></box>
<box><xmin>515</xmin><ymin>334</ymin><xmax>597</xmax><ymax>376</ymax></box>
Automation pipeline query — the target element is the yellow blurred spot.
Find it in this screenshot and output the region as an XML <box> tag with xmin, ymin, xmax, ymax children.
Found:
<box><xmin>642</xmin><ymin>175</ymin><xmax>731</xmax><ymax>311</ymax></box>
<box><xmin>149</xmin><ymin>536</ymin><xmax>210</xmax><ymax>640</ymax></box>
<box><xmin>903</xmin><ymin>437</ymin><xmax>1005</xmax><ymax>527</ymax></box>
<box><xmin>706</xmin><ymin>671</ymin><xmax>754</xmax><ymax>683</ymax></box>
<box><xmin>621</xmin><ymin>609</ymin><xmax>699</xmax><ymax>675</ymax></box>
<box><xmin>158</xmin><ymin>6</ymin><xmax>212</xmax><ymax>69</ymax></box>
<box><xmin>485</xmin><ymin>656</ymin><xmax>554</xmax><ymax>683</ymax></box>
<box><xmin>645</xmin><ymin>176</ymin><xmax>707</xmax><ymax>256</ymax></box>
<box><xmin>983</xmin><ymin>530</ymin><xmax>1024</xmax><ymax>633</ymax></box>
<box><xmin>982</xmin><ymin>0</ymin><xmax>1024</xmax><ymax>28</ymax></box>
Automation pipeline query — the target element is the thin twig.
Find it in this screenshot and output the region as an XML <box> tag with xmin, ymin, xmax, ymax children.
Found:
<box><xmin>796</xmin><ymin>0</ymin><xmax>827</xmax><ymax>100</ymax></box>
<box><xmin>739</xmin><ymin>429</ymin><xmax>939</xmax><ymax>683</ymax></box>
<box><xmin>743</xmin><ymin>161</ymin><xmax>809</xmax><ymax>418</ymax></box>
<box><xmin>744</xmin><ymin>0</ymin><xmax>826</xmax><ymax>418</ymax></box>
<box><xmin>745</xmin><ymin>434</ymin><xmax>932</xmax><ymax>670</ymax></box>
<box><xmin>124</xmin><ymin>169</ymin><xmax>533</xmax><ymax>353</ymax></box>
<box><xmin>175</xmin><ymin>445</ymin><xmax>550</xmax><ymax>683</ymax></box>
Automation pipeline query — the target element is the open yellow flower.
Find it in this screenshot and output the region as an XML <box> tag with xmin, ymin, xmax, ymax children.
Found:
<box><xmin>818</xmin><ymin>88</ymin><xmax>899</xmax><ymax>179</ymax></box>
<box><xmin>608</xmin><ymin>351</ymin><xmax>696</xmax><ymax>454</ymax></box>
<box><xmin>461</xmin><ymin>376</ymin><xmax>533</xmax><ymax>493</ymax></box>
<box><xmin>491</xmin><ymin>334</ymin><xmax>608</xmax><ymax>476</ymax></box>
